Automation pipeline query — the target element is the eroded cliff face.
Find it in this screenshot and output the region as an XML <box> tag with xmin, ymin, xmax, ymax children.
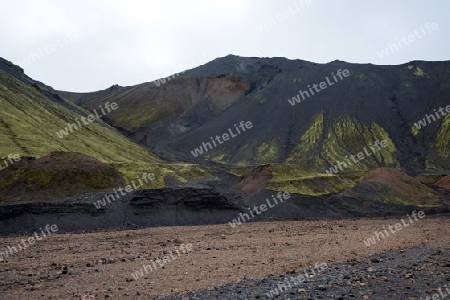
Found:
<box><xmin>129</xmin><ymin>186</ymin><xmax>239</xmax><ymax>211</ymax></box>
<box><xmin>60</xmin><ymin>74</ymin><xmax>251</xmax><ymax>133</ymax></box>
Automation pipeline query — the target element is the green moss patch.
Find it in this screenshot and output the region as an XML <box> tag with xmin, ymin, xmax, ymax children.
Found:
<box><xmin>256</xmin><ymin>139</ymin><xmax>279</xmax><ymax>164</ymax></box>
<box><xmin>413</xmin><ymin>66</ymin><xmax>429</xmax><ymax>78</ymax></box>
<box><xmin>322</xmin><ymin>117</ymin><xmax>398</xmax><ymax>171</ymax></box>
<box><xmin>266</xmin><ymin>163</ymin><xmax>355</xmax><ymax>196</ymax></box>
<box><xmin>287</xmin><ymin>112</ymin><xmax>326</xmax><ymax>169</ymax></box>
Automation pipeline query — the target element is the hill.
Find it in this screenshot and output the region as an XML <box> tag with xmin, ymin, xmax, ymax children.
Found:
<box><xmin>0</xmin><ymin>58</ymin><xmax>208</xmax><ymax>202</ymax></box>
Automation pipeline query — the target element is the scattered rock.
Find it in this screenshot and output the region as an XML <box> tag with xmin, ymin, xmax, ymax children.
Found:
<box><xmin>155</xmin><ymin>246</ymin><xmax>450</xmax><ymax>300</ymax></box>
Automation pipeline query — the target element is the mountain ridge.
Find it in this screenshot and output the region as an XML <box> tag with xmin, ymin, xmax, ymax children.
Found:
<box><xmin>0</xmin><ymin>55</ymin><xmax>448</xmax><ymax>230</ymax></box>
<box><xmin>59</xmin><ymin>56</ymin><xmax>450</xmax><ymax>176</ymax></box>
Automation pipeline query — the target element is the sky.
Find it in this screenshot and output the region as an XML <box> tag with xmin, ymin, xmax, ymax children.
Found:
<box><xmin>0</xmin><ymin>0</ymin><xmax>448</xmax><ymax>92</ymax></box>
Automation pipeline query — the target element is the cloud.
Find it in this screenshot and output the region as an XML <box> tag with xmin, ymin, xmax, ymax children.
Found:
<box><xmin>0</xmin><ymin>0</ymin><xmax>448</xmax><ymax>91</ymax></box>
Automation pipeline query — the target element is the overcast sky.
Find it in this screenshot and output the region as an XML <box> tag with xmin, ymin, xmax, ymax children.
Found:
<box><xmin>0</xmin><ymin>0</ymin><xmax>448</xmax><ymax>92</ymax></box>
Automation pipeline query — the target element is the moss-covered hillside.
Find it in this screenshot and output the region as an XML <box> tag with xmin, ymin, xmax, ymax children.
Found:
<box><xmin>0</xmin><ymin>60</ymin><xmax>209</xmax><ymax>202</ymax></box>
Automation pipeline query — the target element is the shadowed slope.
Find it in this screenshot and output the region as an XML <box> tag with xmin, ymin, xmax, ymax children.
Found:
<box><xmin>61</xmin><ymin>55</ymin><xmax>450</xmax><ymax>176</ymax></box>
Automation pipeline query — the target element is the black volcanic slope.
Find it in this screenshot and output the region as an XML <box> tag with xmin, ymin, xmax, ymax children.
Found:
<box><xmin>61</xmin><ymin>55</ymin><xmax>450</xmax><ymax>175</ymax></box>
<box><xmin>55</xmin><ymin>55</ymin><xmax>450</xmax><ymax>223</ymax></box>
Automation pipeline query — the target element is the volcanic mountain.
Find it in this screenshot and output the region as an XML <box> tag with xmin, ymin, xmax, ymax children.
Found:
<box><xmin>60</xmin><ymin>55</ymin><xmax>450</xmax><ymax>175</ymax></box>
<box><xmin>58</xmin><ymin>55</ymin><xmax>450</xmax><ymax>209</ymax></box>
<box><xmin>0</xmin><ymin>55</ymin><xmax>449</xmax><ymax>234</ymax></box>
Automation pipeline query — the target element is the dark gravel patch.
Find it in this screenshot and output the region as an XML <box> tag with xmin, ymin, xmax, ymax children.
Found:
<box><xmin>157</xmin><ymin>245</ymin><xmax>450</xmax><ymax>300</ymax></box>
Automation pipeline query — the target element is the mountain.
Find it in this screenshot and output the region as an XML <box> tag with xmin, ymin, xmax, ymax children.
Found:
<box><xmin>0</xmin><ymin>55</ymin><xmax>449</xmax><ymax>233</ymax></box>
<box><xmin>58</xmin><ymin>55</ymin><xmax>450</xmax><ymax>210</ymax></box>
<box><xmin>61</xmin><ymin>55</ymin><xmax>450</xmax><ymax>175</ymax></box>
<box><xmin>0</xmin><ymin>58</ymin><xmax>208</xmax><ymax>203</ymax></box>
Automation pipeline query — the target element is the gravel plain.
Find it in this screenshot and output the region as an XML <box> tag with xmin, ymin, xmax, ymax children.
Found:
<box><xmin>0</xmin><ymin>215</ymin><xmax>449</xmax><ymax>299</ymax></box>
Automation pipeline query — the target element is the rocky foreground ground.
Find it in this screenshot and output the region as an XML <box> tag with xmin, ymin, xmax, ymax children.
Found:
<box><xmin>0</xmin><ymin>215</ymin><xmax>449</xmax><ymax>299</ymax></box>
<box><xmin>159</xmin><ymin>245</ymin><xmax>450</xmax><ymax>299</ymax></box>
